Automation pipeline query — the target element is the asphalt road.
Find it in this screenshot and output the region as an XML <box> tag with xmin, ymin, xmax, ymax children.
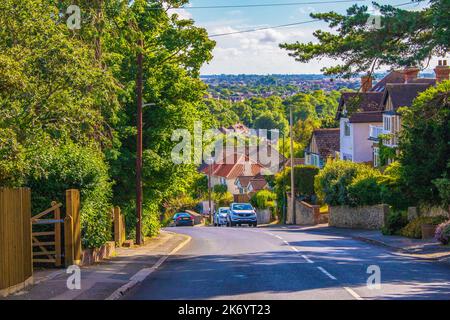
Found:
<box><xmin>125</xmin><ymin>225</ymin><xmax>450</xmax><ymax>300</ymax></box>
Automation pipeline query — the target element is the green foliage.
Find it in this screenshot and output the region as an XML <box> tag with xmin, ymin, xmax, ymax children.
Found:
<box><xmin>433</xmin><ymin>174</ymin><xmax>450</xmax><ymax>207</ymax></box>
<box><xmin>401</xmin><ymin>216</ymin><xmax>448</xmax><ymax>239</ymax></box>
<box><xmin>378</xmin><ymin>134</ymin><xmax>397</xmax><ymax>166</ymax></box>
<box><xmin>315</xmin><ymin>160</ymin><xmax>383</xmax><ymax>207</ymax></box>
<box><xmin>398</xmin><ymin>80</ymin><xmax>450</xmax><ymax>206</ymax></box>
<box><xmin>213</xmin><ymin>184</ymin><xmax>228</xmax><ymax>194</ymax></box>
<box><xmin>280</xmin><ymin>1</ymin><xmax>450</xmax><ymax>76</ymax></box>
<box><xmin>212</xmin><ymin>191</ymin><xmax>233</xmax><ymax>207</ymax></box>
<box><xmin>0</xmin><ymin>129</ymin><xmax>26</xmax><ymax>187</ymax></box>
<box><xmin>379</xmin><ymin>162</ymin><xmax>412</xmax><ymax>211</ymax></box>
<box><xmin>27</xmin><ymin>140</ymin><xmax>113</xmax><ymax>248</ymax></box>
<box><xmin>250</xmin><ymin>190</ymin><xmax>276</xmax><ymax>210</ymax></box>
<box><xmin>382</xmin><ymin>211</ymin><xmax>408</xmax><ymax>236</ymax></box>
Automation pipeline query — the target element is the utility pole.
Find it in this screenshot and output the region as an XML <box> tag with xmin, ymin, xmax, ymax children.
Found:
<box><xmin>136</xmin><ymin>38</ymin><xmax>144</xmax><ymax>246</ymax></box>
<box><xmin>208</xmin><ymin>163</ymin><xmax>213</xmax><ymax>224</ymax></box>
<box><xmin>281</xmin><ymin>130</ymin><xmax>287</xmax><ymax>224</ymax></box>
<box><xmin>289</xmin><ymin>105</ymin><xmax>296</xmax><ymax>225</ymax></box>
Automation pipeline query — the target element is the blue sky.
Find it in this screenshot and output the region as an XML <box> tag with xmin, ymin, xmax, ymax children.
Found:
<box><xmin>168</xmin><ymin>0</ymin><xmax>435</xmax><ymax>74</ymax></box>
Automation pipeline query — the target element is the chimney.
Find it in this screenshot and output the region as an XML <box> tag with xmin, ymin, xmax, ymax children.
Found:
<box><xmin>403</xmin><ymin>66</ymin><xmax>420</xmax><ymax>83</ymax></box>
<box><xmin>361</xmin><ymin>75</ymin><xmax>373</xmax><ymax>92</ymax></box>
<box><xmin>434</xmin><ymin>60</ymin><xmax>450</xmax><ymax>83</ymax></box>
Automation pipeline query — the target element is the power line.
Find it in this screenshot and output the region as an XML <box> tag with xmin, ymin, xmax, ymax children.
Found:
<box><xmin>176</xmin><ymin>0</ymin><xmax>368</xmax><ymax>10</ymax></box>
<box><xmin>208</xmin><ymin>1</ymin><xmax>420</xmax><ymax>38</ymax></box>
<box><xmin>209</xmin><ymin>20</ymin><xmax>319</xmax><ymax>37</ymax></box>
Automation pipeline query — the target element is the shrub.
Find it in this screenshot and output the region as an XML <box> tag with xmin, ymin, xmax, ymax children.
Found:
<box><xmin>382</xmin><ymin>211</ymin><xmax>408</xmax><ymax>236</ymax></box>
<box><xmin>435</xmin><ymin>220</ymin><xmax>450</xmax><ymax>245</ymax></box>
<box><xmin>212</xmin><ymin>191</ymin><xmax>233</xmax><ymax>207</ymax></box>
<box><xmin>27</xmin><ymin>140</ymin><xmax>113</xmax><ymax>248</ymax></box>
<box><xmin>379</xmin><ymin>162</ymin><xmax>412</xmax><ymax>210</ymax></box>
<box><xmin>213</xmin><ymin>184</ymin><xmax>228</xmax><ymax>194</ymax></box>
<box><xmin>315</xmin><ymin>160</ymin><xmax>382</xmax><ymax>207</ymax></box>
<box><xmin>251</xmin><ymin>190</ymin><xmax>276</xmax><ymax>210</ymax></box>
<box><xmin>401</xmin><ymin>216</ymin><xmax>448</xmax><ymax>239</ymax></box>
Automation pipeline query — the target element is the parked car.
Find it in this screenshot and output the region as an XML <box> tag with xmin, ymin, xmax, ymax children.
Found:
<box><xmin>214</xmin><ymin>207</ymin><xmax>229</xmax><ymax>226</ymax></box>
<box><xmin>227</xmin><ymin>203</ymin><xmax>257</xmax><ymax>227</ymax></box>
<box><xmin>173</xmin><ymin>212</ymin><xmax>194</xmax><ymax>227</ymax></box>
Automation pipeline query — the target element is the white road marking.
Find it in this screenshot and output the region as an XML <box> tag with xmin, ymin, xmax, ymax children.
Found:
<box><xmin>283</xmin><ymin>240</ymin><xmax>289</xmax><ymax>245</ymax></box>
<box><xmin>281</xmin><ymin>227</ymin><xmax>287</xmax><ymax>229</ymax></box>
<box><xmin>275</xmin><ymin>235</ymin><xmax>283</xmax><ymax>240</ymax></box>
<box><xmin>317</xmin><ymin>267</ymin><xmax>337</xmax><ymax>280</ymax></box>
<box><xmin>302</xmin><ymin>255</ymin><xmax>314</xmax><ymax>264</ymax></box>
<box><xmin>291</xmin><ymin>246</ymin><xmax>299</xmax><ymax>252</ymax></box>
<box><xmin>343</xmin><ymin>287</ymin><xmax>363</xmax><ymax>300</ymax></box>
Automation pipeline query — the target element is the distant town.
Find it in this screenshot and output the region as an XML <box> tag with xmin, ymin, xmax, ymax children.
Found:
<box><xmin>201</xmin><ymin>73</ymin><xmax>436</xmax><ymax>101</ymax></box>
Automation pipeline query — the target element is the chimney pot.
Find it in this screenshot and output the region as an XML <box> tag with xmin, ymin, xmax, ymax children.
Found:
<box><xmin>435</xmin><ymin>60</ymin><xmax>450</xmax><ymax>83</ymax></box>
<box><xmin>403</xmin><ymin>67</ymin><xmax>420</xmax><ymax>83</ymax></box>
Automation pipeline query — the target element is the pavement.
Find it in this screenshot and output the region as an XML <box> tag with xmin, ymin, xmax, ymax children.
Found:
<box><xmin>3</xmin><ymin>230</ymin><xmax>190</xmax><ymax>300</ymax></box>
<box><xmin>308</xmin><ymin>225</ymin><xmax>450</xmax><ymax>262</ymax></box>
<box><xmin>125</xmin><ymin>225</ymin><xmax>450</xmax><ymax>300</ymax></box>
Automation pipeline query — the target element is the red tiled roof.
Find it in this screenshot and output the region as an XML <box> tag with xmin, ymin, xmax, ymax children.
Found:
<box><xmin>349</xmin><ymin>111</ymin><xmax>383</xmax><ymax>123</ymax></box>
<box><xmin>249</xmin><ymin>179</ymin><xmax>269</xmax><ymax>192</ymax></box>
<box><xmin>200</xmin><ymin>154</ymin><xmax>264</xmax><ymax>179</ymax></box>
<box><xmin>371</xmin><ymin>71</ymin><xmax>405</xmax><ymax>92</ymax></box>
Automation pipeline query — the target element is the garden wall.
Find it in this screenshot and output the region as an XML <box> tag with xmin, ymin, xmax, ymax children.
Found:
<box><xmin>286</xmin><ymin>193</ymin><xmax>320</xmax><ymax>225</ymax></box>
<box><xmin>256</xmin><ymin>209</ymin><xmax>271</xmax><ymax>224</ymax></box>
<box><xmin>329</xmin><ymin>204</ymin><xmax>389</xmax><ymax>230</ymax></box>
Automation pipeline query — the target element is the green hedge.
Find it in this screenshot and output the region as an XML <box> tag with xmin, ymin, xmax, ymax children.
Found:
<box><xmin>27</xmin><ymin>140</ymin><xmax>113</xmax><ymax>248</ymax></box>
<box><xmin>315</xmin><ymin>160</ymin><xmax>382</xmax><ymax>207</ymax></box>
<box><xmin>382</xmin><ymin>211</ymin><xmax>408</xmax><ymax>235</ymax></box>
<box><xmin>250</xmin><ymin>190</ymin><xmax>276</xmax><ymax>210</ymax></box>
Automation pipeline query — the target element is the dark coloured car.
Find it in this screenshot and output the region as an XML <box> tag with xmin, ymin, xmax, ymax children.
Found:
<box><xmin>173</xmin><ymin>212</ymin><xmax>195</xmax><ymax>227</ymax></box>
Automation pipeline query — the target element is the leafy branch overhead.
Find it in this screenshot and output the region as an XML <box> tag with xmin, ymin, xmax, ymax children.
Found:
<box><xmin>280</xmin><ymin>0</ymin><xmax>449</xmax><ymax>77</ymax></box>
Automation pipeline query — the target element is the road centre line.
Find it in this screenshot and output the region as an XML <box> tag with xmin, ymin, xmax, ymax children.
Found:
<box><xmin>302</xmin><ymin>254</ymin><xmax>314</xmax><ymax>264</ymax></box>
<box><xmin>343</xmin><ymin>287</ymin><xmax>363</xmax><ymax>300</ymax></box>
<box><xmin>317</xmin><ymin>266</ymin><xmax>337</xmax><ymax>280</ymax></box>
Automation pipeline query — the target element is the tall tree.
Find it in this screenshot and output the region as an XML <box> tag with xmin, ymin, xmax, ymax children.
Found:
<box><xmin>280</xmin><ymin>0</ymin><xmax>449</xmax><ymax>77</ymax></box>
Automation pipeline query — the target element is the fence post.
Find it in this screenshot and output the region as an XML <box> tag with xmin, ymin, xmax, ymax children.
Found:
<box><xmin>64</xmin><ymin>215</ymin><xmax>74</xmax><ymax>267</ymax></box>
<box><xmin>114</xmin><ymin>207</ymin><xmax>125</xmax><ymax>247</ymax></box>
<box><xmin>53</xmin><ymin>201</ymin><xmax>62</xmax><ymax>267</ymax></box>
<box><xmin>66</xmin><ymin>189</ymin><xmax>81</xmax><ymax>265</ymax></box>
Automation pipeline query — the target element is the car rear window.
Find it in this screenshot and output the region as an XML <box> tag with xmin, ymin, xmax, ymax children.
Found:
<box><xmin>232</xmin><ymin>204</ymin><xmax>253</xmax><ymax>210</ymax></box>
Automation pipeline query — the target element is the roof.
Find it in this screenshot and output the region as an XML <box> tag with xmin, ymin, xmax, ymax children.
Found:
<box><xmin>249</xmin><ymin>179</ymin><xmax>269</xmax><ymax>192</ymax></box>
<box><xmin>337</xmin><ymin>92</ymin><xmax>384</xmax><ymax>122</ymax></box>
<box><xmin>311</xmin><ymin>128</ymin><xmax>340</xmax><ymax>158</ymax></box>
<box><xmin>284</xmin><ymin>158</ymin><xmax>305</xmax><ymax>167</ymax></box>
<box><xmin>200</xmin><ymin>154</ymin><xmax>263</xmax><ymax>179</ymax></box>
<box><xmin>383</xmin><ymin>83</ymin><xmax>433</xmax><ymax>112</ymax></box>
<box><xmin>235</xmin><ymin>176</ymin><xmax>253</xmax><ymax>187</ymax></box>
<box><xmin>371</xmin><ymin>71</ymin><xmax>406</xmax><ymax>92</ymax></box>
<box><xmin>349</xmin><ymin>111</ymin><xmax>383</xmax><ymax>123</ymax></box>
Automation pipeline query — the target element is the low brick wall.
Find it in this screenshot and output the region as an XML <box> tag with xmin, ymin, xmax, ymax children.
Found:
<box><xmin>81</xmin><ymin>241</ymin><xmax>116</xmax><ymax>266</ymax></box>
<box><xmin>329</xmin><ymin>205</ymin><xmax>389</xmax><ymax>230</ymax></box>
<box><xmin>286</xmin><ymin>193</ymin><xmax>320</xmax><ymax>225</ymax></box>
<box><xmin>256</xmin><ymin>209</ymin><xmax>272</xmax><ymax>224</ymax></box>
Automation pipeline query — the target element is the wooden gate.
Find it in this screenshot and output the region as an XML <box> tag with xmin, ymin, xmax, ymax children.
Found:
<box><xmin>31</xmin><ymin>201</ymin><xmax>63</xmax><ymax>267</ymax></box>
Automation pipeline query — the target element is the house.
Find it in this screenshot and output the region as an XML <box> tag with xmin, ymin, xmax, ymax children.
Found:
<box><xmin>371</xmin><ymin>61</ymin><xmax>449</xmax><ymax>166</ymax></box>
<box><xmin>218</xmin><ymin>123</ymin><xmax>250</xmax><ymax>135</ymax></box>
<box><xmin>235</xmin><ymin>175</ymin><xmax>269</xmax><ymax>195</ymax></box>
<box><xmin>337</xmin><ymin>91</ymin><xmax>384</xmax><ymax>163</ymax></box>
<box><xmin>304</xmin><ymin>128</ymin><xmax>340</xmax><ymax>168</ymax></box>
<box><xmin>200</xmin><ymin>153</ymin><xmax>264</xmax><ymax>195</ymax></box>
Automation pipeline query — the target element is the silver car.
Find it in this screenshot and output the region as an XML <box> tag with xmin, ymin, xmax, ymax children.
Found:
<box><xmin>227</xmin><ymin>203</ymin><xmax>257</xmax><ymax>227</ymax></box>
<box><xmin>214</xmin><ymin>207</ymin><xmax>229</xmax><ymax>226</ymax></box>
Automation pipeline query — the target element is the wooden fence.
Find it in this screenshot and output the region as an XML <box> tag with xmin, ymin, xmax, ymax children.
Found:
<box><xmin>0</xmin><ymin>188</ymin><xmax>33</xmax><ymax>297</ymax></box>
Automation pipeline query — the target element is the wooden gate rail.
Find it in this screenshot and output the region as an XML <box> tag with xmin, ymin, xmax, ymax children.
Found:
<box><xmin>31</xmin><ymin>201</ymin><xmax>62</xmax><ymax>267</ymax></box>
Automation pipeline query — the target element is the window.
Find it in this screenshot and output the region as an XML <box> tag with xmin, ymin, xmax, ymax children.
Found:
<box><xmin>383</xmin><ymin>116</ymin><xmax>391</xmax><ymax>132</ymax></box>
<box><xmin>373</xmin><ymin>147</ymin><xmax>380</xmax><ymax>167</ymax></box>
<box><xmin>311</xmin><ymin>154</ymin><xmax>320</xmax><ymax>167</ymax></box>
<box><xmin>344</xmin><ymin>121</ymin><xmax>351</xmax><ymax>136</ymax></box>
